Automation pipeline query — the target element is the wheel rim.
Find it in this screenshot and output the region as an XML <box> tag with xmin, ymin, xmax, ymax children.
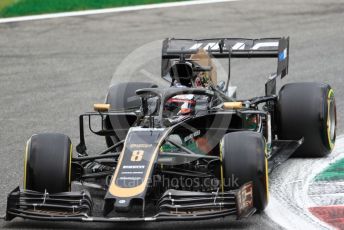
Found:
<box><xmin>23</xmin><ymin>139</ymin><xmax>31</xmax><ymax>190</ymax></box>
<box><xmin>327</xmin><ymin>89</ymin><xmax>336</xmax><ymax>149</ymax></box>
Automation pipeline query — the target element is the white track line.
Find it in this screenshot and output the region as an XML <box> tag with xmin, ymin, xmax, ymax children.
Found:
<box><xmin>0</xmin><ymin>0</ymin><xmax>238</xmax><ymax>24</ymax></box>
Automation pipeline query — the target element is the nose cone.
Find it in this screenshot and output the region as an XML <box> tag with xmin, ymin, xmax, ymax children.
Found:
<box><xmin>104</xmin><ymin>128</ymin><xmax>168</xmax><ymax>216</ymax></box>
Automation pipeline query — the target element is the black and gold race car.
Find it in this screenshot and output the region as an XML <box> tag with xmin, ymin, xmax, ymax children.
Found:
<box><xmin>5</xmin><ymin>37</ymin><xmax>337</xmax><ymax>223</ymax></box>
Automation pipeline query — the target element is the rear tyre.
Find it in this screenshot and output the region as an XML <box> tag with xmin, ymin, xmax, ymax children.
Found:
<box><xmin>24</xmin><ymin>133</ymin><xmax>72</xmax><ymax>193</ymax></box>
<box><xmin>104</xmin><ymin>82</ymin><xmax>158</xmax><ymax>147</ymax></box>
<box><xmin>221</xmin><ymin>131</ymin><xmax>268</xmax><ymax>211</ymax></box>
<box><xmin>277</xmin><ymin>82</ymin><xmax>336</xmax><ymax>157</ymax></box>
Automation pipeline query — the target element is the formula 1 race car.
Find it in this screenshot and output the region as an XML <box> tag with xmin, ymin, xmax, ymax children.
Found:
<box><xmin>5</xmin><ymin>37</ymin><xmax>337</xmax><ymax>223</ymax></box>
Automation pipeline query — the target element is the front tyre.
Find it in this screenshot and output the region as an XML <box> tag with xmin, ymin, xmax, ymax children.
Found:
<box><xmin>24</xmin><ymin>133</ymin><xmax>72</xmax><ymax>193</ymax></box>
<box><xmin>221</xmin><ymin>131</ymin><xmax>269</xmax><ymax>211</ymax></box>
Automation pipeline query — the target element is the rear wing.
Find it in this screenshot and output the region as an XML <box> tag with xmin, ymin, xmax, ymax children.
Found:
<box><xmin>162</xmin><ymin>37</ymin><xmax>289</xmax><ymax>79</ymax></box>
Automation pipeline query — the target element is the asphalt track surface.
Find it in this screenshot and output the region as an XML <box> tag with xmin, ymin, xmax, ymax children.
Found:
<box><xmin>0</xmin><ymin>0</ymin><xmax>343</xmax><ymax>229</ymax></box>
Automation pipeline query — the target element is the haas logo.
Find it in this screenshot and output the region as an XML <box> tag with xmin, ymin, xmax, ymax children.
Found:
<box><xmin>189</xmin><ymin>41</ymin><xmax>279</xmax><ymax>51</ymax></box>
<box><xmin>236</xmin><ymin>181</ymin><xmax>254</xmax><ymax>216</ymax></box>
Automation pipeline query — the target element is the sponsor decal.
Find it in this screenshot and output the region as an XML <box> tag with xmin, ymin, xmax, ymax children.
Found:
<box><xmin>278</xmin><ymin>48</ymin><xmax>287</xmax><ymax>61</ymax></box>
<box><xmin>184</xmin><ymin>130</ymin><xmax>201</xmax><ymax>142</ymax></box>
<box><xmin>121</xmin><ymin>171</ymin><xmax>144</xmax><ymax>175</ymax></box>
<box><xmin>129</xmin><ymin>144</ymin><xmax>153</xmax><ymax>148</ymax></box>
<box><xmin>122</xmin><ymin>165</ymin><xmax>145</xmax><ymax>169</ymax></box>
<box><xmin>236</xmin><ymin>181</ymin><xmax>254</xmax><ymax>218</ymax></box>
<box><xmin>118</xmin><ymin>200</ymin><xmax>126</xmax><ymax>204</ymax></box>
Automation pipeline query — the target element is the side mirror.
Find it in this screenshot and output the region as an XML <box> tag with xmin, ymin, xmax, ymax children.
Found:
<box><xmin>94</xmin><ymin>104</ymin><xmax>110</xmax><ymax>112</ymax></box>
<box><xmin>223</xmin><ymin>102</ymin><xmax>243</xmax><ymax>110</ymax></box>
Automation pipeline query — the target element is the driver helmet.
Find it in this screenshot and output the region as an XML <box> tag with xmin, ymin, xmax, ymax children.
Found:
<box><xmin>190</xmin><ymin>49</ymin><xmax>217</xmax><ymax>88</ymax></box>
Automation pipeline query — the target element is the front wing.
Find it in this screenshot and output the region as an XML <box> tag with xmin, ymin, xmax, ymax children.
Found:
<box><xmin>5</xmin><ymin>182</ymin><xmax>255</xmax><ymax>222</ymax></box>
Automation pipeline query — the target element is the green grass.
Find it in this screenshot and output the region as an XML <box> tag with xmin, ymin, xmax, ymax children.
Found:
<box><xmin>0</xmin><ymin>0</ymin><xmax>16</xmax><ymax>11</ymax></box>
<box><xmin>0</xmin><ymin>0</ymin><xmax>185</xmax><ymax>18</ymax></box>
<box><xmin>315</xmin><ymin>158</ymin><xmax>344</xmax><ymax>182</ymax></box>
